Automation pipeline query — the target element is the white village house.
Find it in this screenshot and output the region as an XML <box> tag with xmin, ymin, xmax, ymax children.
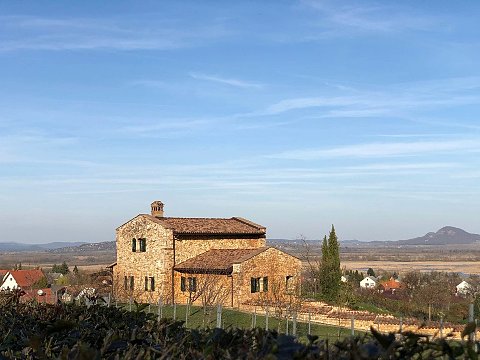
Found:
<box><xmin>456</xmin><ymin>280</ymin><xmax>473</xmax><ymax>296</ymax></box>
<box><xmin>360</xmin><ymin>276</ymin><xmax>377</xmax><ymax>289</ymax></box>
<box><xmin>0</xmin><ymin>269</ymin><xmax>45</xmax><ymax>291</ymax></box>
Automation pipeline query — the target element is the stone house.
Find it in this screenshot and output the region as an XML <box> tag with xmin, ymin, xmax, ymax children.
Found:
<box><xmin>111</xmin><ymin>201</ymin><xmax>301</xmax><ymax>307</ymax></box>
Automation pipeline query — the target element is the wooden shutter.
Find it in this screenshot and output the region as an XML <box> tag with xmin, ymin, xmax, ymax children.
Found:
<box><xmin>181</xmin><ymin>277</ymin><xmax>186</xmax><ymax>291</ymax></box>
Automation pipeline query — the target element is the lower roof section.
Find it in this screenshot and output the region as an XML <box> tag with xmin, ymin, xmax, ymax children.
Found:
<box><xmin>174</xmin><ymin>247</ymin><xmax>269</xmax><ymax>274</ymax></box>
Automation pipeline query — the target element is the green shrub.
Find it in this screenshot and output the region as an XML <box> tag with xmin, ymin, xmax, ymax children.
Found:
<box><xmin>0</xmin><ymin>299</ymin><xmax>478</xmax><ymax>359</ymax></box>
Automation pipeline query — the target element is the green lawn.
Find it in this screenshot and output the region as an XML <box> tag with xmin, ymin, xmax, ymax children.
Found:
<box><xmin>119</xmin><ymin>303</ymin><xmax>357</xmax><ymax>342</ymax></box>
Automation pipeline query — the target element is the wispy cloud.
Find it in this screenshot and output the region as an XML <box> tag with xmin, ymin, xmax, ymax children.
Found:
<box><xmin>130</xmin><ymin>80</ymin><xmax>174</xmax><ymax>90</ymax></box>
<box><xmin>119</xmin><ymin>119</ymin><xmax>211</xmax><ymax>137</ymax></box>
<box><xmin>0</xmin><ymin>155</ymin><xmax>463</xmax><ymax>187</ymax></box>
<box><xmin>268</xmin><ymin>139</ymin><xmax>480</xmax><ymax>160</ymax></box>
<box><xmin>189</xmin><ymin>72</ymin><xmax>263</xmax><ymax>89</ymax></box>
<box><xmin>0</xmin><ymin>132</ymin><xmax>77</xmax><ymax>146</ymax></box>
<box><xmin>346</xmin><ymin>162</ymin><xmax>459</xmax><ymax>171</ymax></box>
<box><xmin>248</xmin><ymin>76</ymin><xmax>480</xmax><ymax>119</ymax></box>
<box><xmin>377</xmin><ymin>133</ymin><xmax>464</xmax><ymax>138</ymax></box>
<box><xmin>0</xmin><ymin>15</ymin><xmax>230</xmax><ymax>52</ymax></box>
<box><xmin>301</xmin><ymin>0</ymin><xmax>440</xmax><ymax>37</ymax></box>
<box><xmin>265</xmin><ymin>96</ymin><xmax>363</xmax><ymax>115</ymax></box>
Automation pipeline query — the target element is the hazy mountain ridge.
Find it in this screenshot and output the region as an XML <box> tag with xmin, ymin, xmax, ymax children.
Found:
<box><xmin>270</xmin><ymin>227</ymin><xmax>480</xmax><ymax>247</ymax></box>
<box><xmin>1</xmin><ymin>226</ymin><xmax>478</xmax><ymax>253</ymax></box>
<box><xmin>48</xmin><ymin>241</ymin><xmax>116</xmax><ymax>253</ymax></box>
<box><xmin>0</xmin><ymin>242</ymin><xmax>87</xmax><ymax>252</ymax></box>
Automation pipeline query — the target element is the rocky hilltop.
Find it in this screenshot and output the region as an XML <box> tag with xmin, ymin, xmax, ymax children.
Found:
<box><xmin>340</xmin><ymin>226</ymin><xmax>480</xmax><ymax>247</ymax></box>
<box><xmin>397</xmin><ymin>226</ymin><xmax>480</xmax><ymax>245</ymax></box>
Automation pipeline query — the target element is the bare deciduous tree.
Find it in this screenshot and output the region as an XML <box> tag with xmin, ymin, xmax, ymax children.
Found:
<box><xmin>300</xmin><ymin>234</ymin><xmax>321</xmax><ymax>298</ymax></box>
<box><xmin>184</xmin><ymin>273</ymin><xmax>230</xmax><ymax>326</ymax></box>
<box><xmin>256</xmin><ymin>265</ymin><xmax>303</xmax><ymax>331</ymax></box>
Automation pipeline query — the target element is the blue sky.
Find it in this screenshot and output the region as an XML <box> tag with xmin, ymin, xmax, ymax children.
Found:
<box><xmin>1</xmin><ymin>1</ymin><xmax>480</xmax><ymax>243</ymax></box>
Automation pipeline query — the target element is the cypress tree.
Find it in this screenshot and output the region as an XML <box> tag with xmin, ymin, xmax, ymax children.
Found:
<box><xmin>59</xmin><ymin>261</ymin><xmax>70</xmax><ymax>275</ymax></box>
<box><xmin>319</xmin><ymin>225</ymin><xmax>342</xmax><ymax>302</ymax></box>
<box><xmin>319</xmin><ymin>235</ymin><xmax>329</xmax><ymax>298</ymax></box>
<box><xmin>321</xmin><ymin>235</ymin><xmax>328</xmax><ymax>267</ymax></box>
<box><xmin>327</xmin><ymin>225</ymin><xmax>341</xmax><ymax>300</ymax></box>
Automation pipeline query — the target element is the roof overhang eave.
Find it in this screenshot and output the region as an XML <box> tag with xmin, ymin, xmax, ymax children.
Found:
<box><xmin>174</xmin><ymin>232</ymin><xmax>265</xmax><ymax>236</ymax></box>
<box><xmin>173</xmin><ymin>267</ymin><xmax>233</xmax><ymax>275</ymax></box>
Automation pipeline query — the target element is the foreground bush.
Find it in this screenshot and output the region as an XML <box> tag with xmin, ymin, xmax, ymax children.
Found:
<box><xmin>0</xmin><ymin>300</ymin><xmax>479</xmax><ymax>359</ymax></box>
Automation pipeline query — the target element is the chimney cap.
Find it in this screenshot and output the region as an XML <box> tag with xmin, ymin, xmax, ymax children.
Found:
<box><xmin>151</xmin><ymin>201</ymin><xmax>164</xmax><ymax>217</ymax></box>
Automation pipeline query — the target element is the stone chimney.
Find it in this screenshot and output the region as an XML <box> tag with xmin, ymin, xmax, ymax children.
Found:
<box><xmin>151</xmin><ymin>201</ymin><xmax>164</xmax><ymax>217</ymax></box>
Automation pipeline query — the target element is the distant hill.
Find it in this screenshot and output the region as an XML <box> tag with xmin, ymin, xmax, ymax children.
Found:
<box><xmin>340</xmin><ymin>239</ymin><xmax>365</xmax><ymax>246</ymax></box>
<box><xmin>48</xmin><ymin>241</ymin><xmax>116</xmax><ymax>253</ymax></box>
<box><xmin>0</xmin><ymin>241</ymin><xmax>87</xmax><ymax>252</ymax></box>
<box><xmin>341</xmin><ymin>226</ymin><xmax>480</xmax><ymax>247</ymax></box>
<box><xmin>396</xmin><ymin>226</ymin><xmax>480</xmax><ymax>245</ymax></box>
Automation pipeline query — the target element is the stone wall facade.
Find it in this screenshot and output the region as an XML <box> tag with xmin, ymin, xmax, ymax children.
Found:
<box><xmin>113</xmin><ymin>214</ymin><xmax>270</xmax><ymax>304</ymax></box>
<box><xmin>114</xmin><ymin>215</ymin><xmax>174</xmax><ymax>303</ymax></box>
<box><xmin>173</xmin><ymin>272</ymin><xmax>233</xmax><ymax>307</ymax></box>
<box><xmin>233</xmin><ymin>248</ymin><xmax>302</xmax><ymax>307</ymax></box>
<box><xmin>172</xmin><ymin>248</ymin><xmax>302</xmax><ymax>308</ymax></box>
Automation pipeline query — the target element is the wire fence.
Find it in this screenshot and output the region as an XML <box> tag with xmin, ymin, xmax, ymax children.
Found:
<box><xmin>110</xmin><ymin>297</ymin><xmax>480</xmax><ymax>341</ymax></box>
<box><xmin>110</xmin><ymin>298</ymin><xmax>360</xmax><ymax>342</ymax></box>
<box><xmin>21</xmin><ymin>292</ymin><xmax>479</xmax><ymax>342</ymax></box>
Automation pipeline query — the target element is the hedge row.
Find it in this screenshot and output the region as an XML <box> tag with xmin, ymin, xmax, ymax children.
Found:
<box><xmin>0</xmin><ymin>300</ymin><xmax>478</xmax><ymax>359</ymax></box>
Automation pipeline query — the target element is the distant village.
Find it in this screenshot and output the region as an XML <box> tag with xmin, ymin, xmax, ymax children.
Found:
<box><xmin>0</xmin><ymin>266</ymin><xmax>475</xmax><ymax>303</ymax></box>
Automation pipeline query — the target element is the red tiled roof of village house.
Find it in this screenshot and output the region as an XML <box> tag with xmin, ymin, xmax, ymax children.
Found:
<box><xmin>381</xmin><ymin>279</ymin><xmax>403</xmax><ymax>290</ymax></box>
<box><xmin>8</xmin><ymin>269</ymin><xmax>45</xmax><ymax>288</ymax></box>
<box><xmin>174</xmin><ymin>248</ymin><xmax>269</xmax><ymax>273</ymax></box>
<box><xmin>21</xmin><ymin>288</ymin><xmax>54</xmax><ymax>303</ymax></box>
<box><xmin>0</xmin><ymin>270</ymin><xmax>8</xmax><ymax>278</ymax></box>
<box><xmin>145</xmin><ymin>215</ymin><xmax>266</xmax><ymax>235</ymax></box>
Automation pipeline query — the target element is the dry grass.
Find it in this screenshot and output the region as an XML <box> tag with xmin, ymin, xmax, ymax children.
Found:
<box><xmin>0</xmin><ymin>251</ymin><xmax>115</xmax><ymax>273</ymax></box>
<box><xmin>341</xmin><ymin>260</ymin><xmax>480</xmax><ymax>274</ymax></box>
<box><xmin>295</xmin><ymin>243</ymin><xmax>480</xmax><ymax>275</ymax></box>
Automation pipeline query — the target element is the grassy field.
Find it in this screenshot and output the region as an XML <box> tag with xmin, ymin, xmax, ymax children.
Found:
<box><xmin>119</xmin><ymin>303</ymin><xmax>355</xmax><ymax>342</ymax></box>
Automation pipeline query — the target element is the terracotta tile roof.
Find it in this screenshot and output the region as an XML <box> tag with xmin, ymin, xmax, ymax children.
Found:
<box><xmin>21</xmin><ymin>288</ymin><xmax>55</xmax><ymax>304</ymax></box>
<box><xmin>381</xmin><ymin>279</ymin><xmax>403</xmax><ymax>290</ymax></box>
<box><xmin>174</xmin><ymin>247</ymin><xmax>269</xmax><ymax>273</ymax></box>
<box><xmin>8</xmin><ymin>269</ymin><xmax>45</xmax><ymax>288</ymax></box>
<box><xmin>146</xmin><ymin>215</ymin><xmax>266</xmax><ymax>235</ymax></box>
